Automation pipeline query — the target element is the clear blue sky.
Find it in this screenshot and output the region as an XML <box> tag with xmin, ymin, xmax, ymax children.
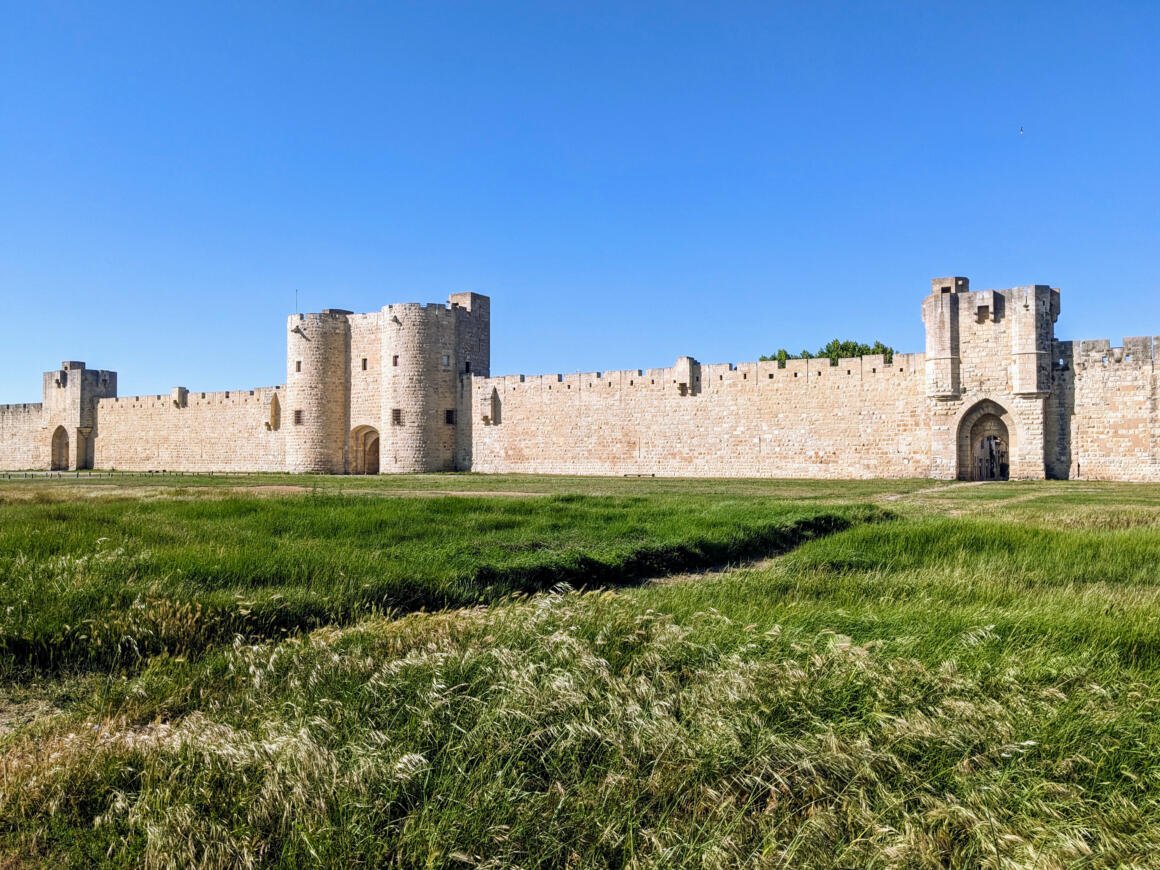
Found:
<box><xmin>2</xmin><ymin>1</ymin><xmax>1158</xmax><ymax>403</ymax></box>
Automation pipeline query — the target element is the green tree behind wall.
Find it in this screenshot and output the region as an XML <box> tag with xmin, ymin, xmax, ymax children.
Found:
<box><xmin>760</xmin><ymin>339</ymin><xmax>895</xmax><ymax>368</ymax></box>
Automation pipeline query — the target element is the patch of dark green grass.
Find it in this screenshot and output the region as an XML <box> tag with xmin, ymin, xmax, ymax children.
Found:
<box><xmin>0</xmin><ymin>491</ymin><xmax>878</xmax><ymax>675</ymax></box>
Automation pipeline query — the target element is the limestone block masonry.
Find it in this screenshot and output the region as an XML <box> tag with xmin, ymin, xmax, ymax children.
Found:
<box><xmin>0</xmin><ymin>278</ymin><xmax>1157</xmax><ymax>481</ymax></box>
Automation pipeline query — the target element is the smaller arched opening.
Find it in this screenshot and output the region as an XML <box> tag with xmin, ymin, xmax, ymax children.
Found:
<box><xmin>480</xmin><ymin>387</ymin><xmax>501</xmax><ymax>425</ymax></box>
<box><xmin>957</xmin><ymin>400</ymin><xmax>1013</xmax><ymax>481</ymax></box>
<box><xmin>50</xmin><ymin>426</ymin><xmax>69</xmax><ymax>471</ymax></box>
<box><xmin>268</xmin><ymin>394</ymin><xmax>281</xmax><ymax>431</ymax></box>
<box><xmin>349</xmin><ymin>425</ymin><xmax>380</xmax><ymax>475</ymax></box>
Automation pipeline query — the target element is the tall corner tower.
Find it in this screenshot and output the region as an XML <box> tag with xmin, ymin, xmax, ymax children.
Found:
<box><xmin>285</xmin><ymin>310</ymin><xmax>352</xmax><ymax>473</ymax></box>
<box><xmin>380</xmin><ymin>293</ymin><xmax>490</xmax><ymax>473</ymax></box>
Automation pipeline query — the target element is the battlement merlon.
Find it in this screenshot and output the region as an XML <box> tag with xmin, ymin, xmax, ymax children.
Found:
<box><xmin>449</xmin><ymin>292</ymin><xmax>489</xmax><ymax>315</ymax></box>
<box><xmin>930</xmin><ymin>277</ymin><xmax>970</xmax><ymax>295</ymax></box>
<box><xmin>1060</xmin><ymin>336</ymin><xmax>1159</xmax><ymax>365</ymax></box>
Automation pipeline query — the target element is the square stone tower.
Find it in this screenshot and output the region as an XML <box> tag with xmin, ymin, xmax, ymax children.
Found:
<box><xmin>922</xmin><ymin>277</ymin><xmax>1060</xmax><ymax>480</ymax></box>
<box><xmin>41</xmin><ymin>361</ymin><xmax>117</xmax><ymax>470</ymax></box>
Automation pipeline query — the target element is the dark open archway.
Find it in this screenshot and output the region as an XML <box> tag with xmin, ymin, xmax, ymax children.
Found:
<box><xmin>349</xmin><ymin>425</ymin><xmax>380</xmax><ymax>475</ymax></box>
<box><xmin>50</xmin><ymin>426</ymin><xmax>69</xmax><ymax>471</ymax></box>
<box><xmin>957</xmin><ymin>400</ymin><xmax>1014</xmax><ymax>481</ymax></box>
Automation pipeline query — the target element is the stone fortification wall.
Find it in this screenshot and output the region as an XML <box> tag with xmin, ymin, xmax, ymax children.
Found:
<box><xmin>0</xmin><ymin>404</ymin><xmax>46</xmax><ymax>470</ymax></box>
<box><xmin>463</xmin><ymin>352</ymin><xmax>930</xmax><ymax>478</ymax></box>
<box><xmin>8</xmin><ymin>280</ymin><xmax>1158</xmax><ymax>483</ymax></box>
<box><xmin>94</xmin><ymin>387</ymin><xmax>286</xmax><ymax>471</ymax></box>
<box><xmin>1052</xmin><ymin>336</ymin><xmax>1160</xmax><ymax>481</ymax></box>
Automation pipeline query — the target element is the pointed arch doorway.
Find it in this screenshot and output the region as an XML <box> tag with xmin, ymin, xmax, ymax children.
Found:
<box><xmin>349</xmin><ymin>426</ymin><xmax>380</xmax><ymax>475</ymax></box>
<box><xmin>957</xmin><ymin>400</ymin><xmax>1012</xmax><ymax>481</ymax></box>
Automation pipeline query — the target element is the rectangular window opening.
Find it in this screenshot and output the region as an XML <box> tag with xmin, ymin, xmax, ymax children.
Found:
<box><xmin>445</xmin><ymin>409</ymin><xmax>456</xmax><ymax>425</ymax></box>
<box><xmin>295</xmin><ymin>361</ymin><xmax>301</xmax><ymax>373</ymax></box>
<box><xmin>293</xmin><ymin>410</ymin><xmax>304</xmax><ymax>425</ymax></box>
<box><xmin>392</xmin><ymin>355</ymin><xmax>399</xmax><ymax>367</ymax></box>
<box><xmin>361</xmin><ymin>358</ymin><xmax>368</xmax><ymax>371</ymax></box>
<box><xmin>392</xmin><ymin>408</ymin><xmax>403</xmax><ymax>426</ymax></box>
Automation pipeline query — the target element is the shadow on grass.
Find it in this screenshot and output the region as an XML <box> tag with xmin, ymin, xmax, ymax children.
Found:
<box><xmin>1</xmin><ymin>510</ymin><xmax>888</xmax><ymax>679</ymax></box>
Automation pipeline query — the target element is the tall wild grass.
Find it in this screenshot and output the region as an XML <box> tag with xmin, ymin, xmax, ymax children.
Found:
<box><xmin>0</xmin><ymin>492</ymin><xmax>873</xmax><ymax>674</ymax></box>
<box><xmin>2</xmin><ymin>479</ymin><xmax>1159</xmax><ymax>866</ymax></box>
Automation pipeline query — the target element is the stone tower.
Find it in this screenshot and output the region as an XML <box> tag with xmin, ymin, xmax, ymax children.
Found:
<box><xmin>285</xmin><ymin>311</ymin><xmax>352</xmax><ymax>473</ymax></box>
<box><xmin>284</xmin><ymin>293</ymin><xmax>489</xmax><ymax>474</ymax></box>
<box><xmin>922</xmin><ymin>277</ymin><xmax>1060</xmax><ymax>480</ymax></box>
<box><xmin>380</xmin><ymin>292</ymin><xmax>490</xmax><ymax>473</ymax></box>
<box><xmin>41</xmin><ymin>361</ymin><xmax>117</xmax><ymax>470</ymax></box>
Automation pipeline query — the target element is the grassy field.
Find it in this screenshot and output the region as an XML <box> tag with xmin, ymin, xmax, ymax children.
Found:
<box><xmin>1</xmin><ymin>474</ymin><xmax>1158</xmax><ymax>867</ymax></box>
<box><xmin>0</xmin><ymin>478</ymin><xmax>881</xmax><ymax>675</ymax></box>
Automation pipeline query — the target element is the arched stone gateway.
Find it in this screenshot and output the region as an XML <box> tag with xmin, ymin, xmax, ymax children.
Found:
<box><xmin>957</xmin><ymin>400</ymin><xmax>1013</xmax><ymax>481</ymax></box>
<box><xmin>349</xmin><ymin>425</ymin><xmax>380</xmax><ymax>475</ymax></box>
<box><xmin>50</xmin><ymin>426</ymin><xmax>69</xmax><ymax>471</ymax></box>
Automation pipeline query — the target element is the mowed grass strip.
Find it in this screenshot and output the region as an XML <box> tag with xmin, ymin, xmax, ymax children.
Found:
<box><xmin>0</xmin><ymin>492</ymin><xmax>876</xmax><ymax>673</ymax></box>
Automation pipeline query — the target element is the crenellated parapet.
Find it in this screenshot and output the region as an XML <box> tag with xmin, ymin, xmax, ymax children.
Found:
<box><xmin>470</xmin><ymin>350</ymin><xmax>926</xmax><ymax>404</ymax></box>
<box><xmin>3</xmin><ymin>274</ymin><xmax>1158</xmax><ymax>482</ymax></box>
<box><xmin>1061</xmin><ymin>336</ymin><xmax>1159</xmax><ymax>367</ymax></box>
<box><xmin>922</xmin><ymin>278</ymin><xmax>1060</xmax><ymax>400</ymax></box>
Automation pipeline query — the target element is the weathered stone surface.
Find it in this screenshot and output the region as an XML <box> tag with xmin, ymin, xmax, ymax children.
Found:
<box><xmin>0</xmin><ymin>279</ymin><xmax>1156</xmax><ymax>481</ymax></box>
